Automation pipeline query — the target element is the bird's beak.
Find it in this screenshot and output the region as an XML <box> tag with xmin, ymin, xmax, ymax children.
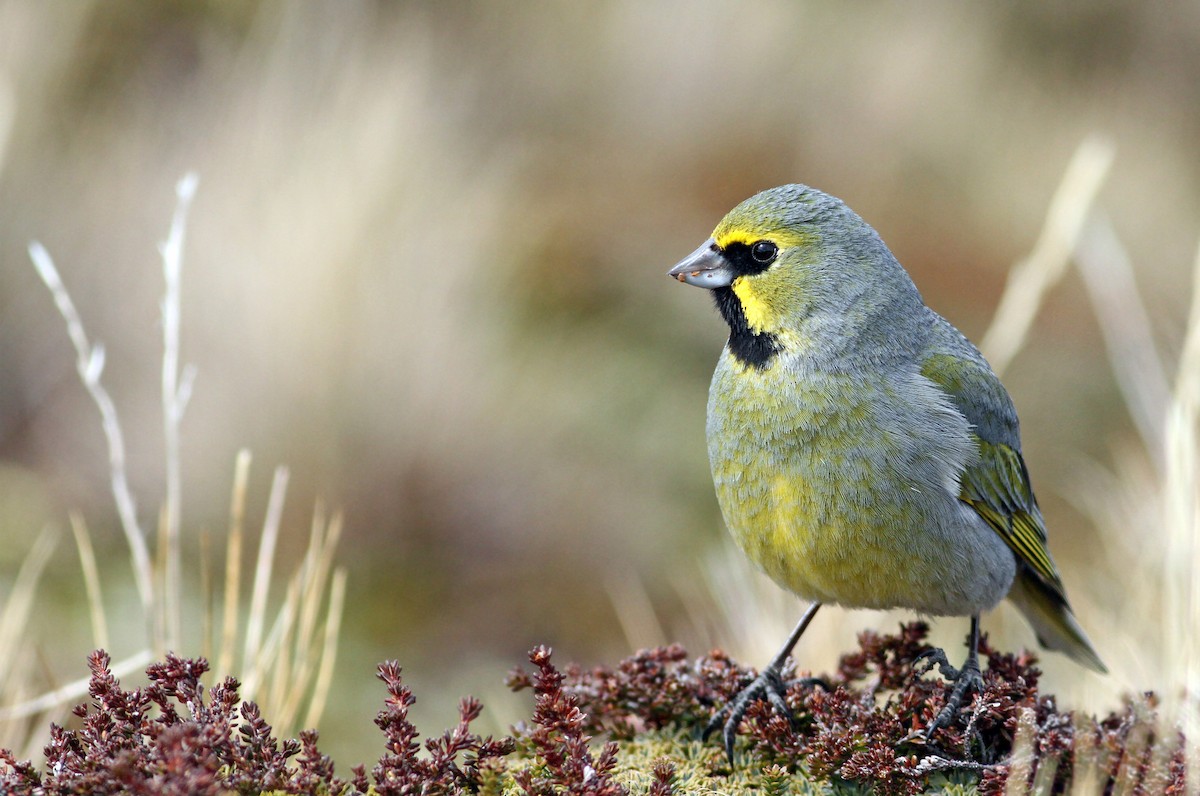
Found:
<box><xmin>667</xmin><ymin>239</ymin><xmax>734</xmax><ymax>289</ymax></box>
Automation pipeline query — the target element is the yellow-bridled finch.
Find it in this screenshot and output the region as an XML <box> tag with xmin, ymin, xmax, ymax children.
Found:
<box><xmin>668</xmin><ymin>184</ymin><xmax>1104</xmax><ymax>760</ymax></box>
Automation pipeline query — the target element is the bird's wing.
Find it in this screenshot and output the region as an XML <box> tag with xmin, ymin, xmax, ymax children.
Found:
<box><xmin>957</xmin><ymin>438</ymin><xmax>1066</xmax><ymax>599</ymax></box>
<box><xmin>919</xmin><ymin>336</ymin><xmax>1068</xmax><ymax>601</ymax></box>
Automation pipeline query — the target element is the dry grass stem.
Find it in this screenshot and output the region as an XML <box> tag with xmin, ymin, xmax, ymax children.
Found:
<box><xmin>0</xmin><ymin>533</ymin><xmax>56</xmax><ymax>758</ymax></box>
<box><xmin>980</xmin><ymin>135</ymin><xmax>1116</xmax><ymax>375</ymax></box>
<box><xmin>303</xmin><ymin>566</ymin><xmax>346</xmax><ymax>730</ymax></box>
<box><xmin>1076</xmin><ymin>213</ymin><xmax>1171</xmax><ymax>464</ymax></box>
<box><xmin>263</xmin><ymin>518</ymin><xmax>329</xmax><ymax>729</ymax></box>
<box><xmin>294</xmin><ymin>514</ymin><xmax>338</xmax><ymax>654</ymax></box>
<box><xmin>281</xmin><ymin>512</ymin><xmax>343</xmax><ymax>727</ymax></box>
<box><xmin>68</xmin><ymin>513</ymin><xmax>109</xmax><ymax>652</ymax></box>
<box><xmin>1161</xmin><ymin>235</ymin><xmax>1200</xmax><ymax>795</ymax></box>
<box><xmin>1065</xmin><ymin>178</ymin><xmax>1199</xmax><ymax>793</ymax></box>
<box><xmin>219</xmin><ymin>449</ymin><xmax>252</xmax><ymax>677</ymax></box>
<box><xmin>263</xmin><ymin>574</ymin><xmax>300</xmax><ymax>718</ymax></box>
<box><xmin>199</xmin><ymin>526</ymin><xmax>213</xmax><ymax>663</ymax></box>
<box><xmin>606</xmin><ymin>572</ymin><xmax>668</xmax><ymax>652</ymax></box>
<box><xmin>0</xmin><ymin>529</ymin><xmax>57</xmax><ymax>696</ymax></box>
<box><xmin>242</xmin><ymin>465</ymin><xmax>288</xmax><ymax>681</ymax></box>
<box><xmin>219</xmin><ymin>476</ymin><xmax>345</xmax><ymax>737</ymax></box>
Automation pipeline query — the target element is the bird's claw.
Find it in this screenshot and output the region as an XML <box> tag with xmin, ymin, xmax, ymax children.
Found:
<box><xmin>914</xmin><ymin>647</ymin><xmax>960</xmax><ymax>680</ymax></box>
<box><xmin>915</xmin><ymin>648</ymin><xmax>983</xmax><ymax>740</ymax></box>
<box><xmin>705</xmin><ymin>668</ymin><xmax>827</xmax><ymax>763</ymax></box>
<box><xmin>704</xmin><ymin>666</ymin><xmax>790</xmax><ymax>764</ymax></box>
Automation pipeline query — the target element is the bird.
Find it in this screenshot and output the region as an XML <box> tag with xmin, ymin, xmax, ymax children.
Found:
<box><xmin>667</xmin><ymin>183</ymin><xmax>1105</xmax><ymax>762</ymax></box>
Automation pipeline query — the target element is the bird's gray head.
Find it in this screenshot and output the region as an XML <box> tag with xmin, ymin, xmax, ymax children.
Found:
<box><xmin>668</xmin><ymin>184</ymin><xmax>926</xmax><ymax>368</ymax></box>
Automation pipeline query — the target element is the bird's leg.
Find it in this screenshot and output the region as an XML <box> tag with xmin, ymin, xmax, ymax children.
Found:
<box><xmin>705</xmin><ymin>601</ymin><xmax>824</xmax><ymax>763</ymax></box>
<box><xmin>916</xmin><ymin>614</ymin><xmax>984</xmax><ymax>739</ymax></box>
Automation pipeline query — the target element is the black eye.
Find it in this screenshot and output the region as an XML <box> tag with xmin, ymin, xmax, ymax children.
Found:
<box><xmin>751</xmin><ymin>241</ymin><xmax>778</xmax><ymax>264</ymax></box>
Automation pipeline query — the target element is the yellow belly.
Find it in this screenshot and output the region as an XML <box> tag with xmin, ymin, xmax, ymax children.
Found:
<box><xmin>707</xmin><ymin>354</ymin><xmax>971</xmax><ymax>611</ymax></box>
<box><xmin>714</xmin><ymin>462</ymin><xmax>923</xmax><ymax>607</ymax></box>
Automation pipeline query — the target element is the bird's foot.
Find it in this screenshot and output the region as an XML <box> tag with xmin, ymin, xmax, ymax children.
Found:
<box><xmin>705</xmin><ymin>665</ymin><xmax>790</xmax><ymax>764</ymax></box>
<box><xmin>913</xmin><ymin>647</ymin><xmax>984</xmax><ymax>740</ymax></box>
<box><xmin>704</xmin><ymin>667</ymin><xmax>826</xmax><ymax>763</ymax></box>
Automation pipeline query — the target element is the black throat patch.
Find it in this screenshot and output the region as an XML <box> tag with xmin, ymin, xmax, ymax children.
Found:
<box><xmin>712</xmin><ymin>287</ymin><xmax>781</xmax><ymax>369</ymax></box>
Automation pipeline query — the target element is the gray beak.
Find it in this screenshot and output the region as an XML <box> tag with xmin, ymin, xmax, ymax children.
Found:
<box><xmin>667</xmin><ymin>239</ymin><xmax>735</xmax><ymax>289</ymax></box>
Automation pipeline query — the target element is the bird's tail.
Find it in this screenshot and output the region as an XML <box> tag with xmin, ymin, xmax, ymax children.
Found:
<box><xmin>1007</xmin><ymin>571</ymin><xmax>1107</xmax><ymax>673</ymax></box>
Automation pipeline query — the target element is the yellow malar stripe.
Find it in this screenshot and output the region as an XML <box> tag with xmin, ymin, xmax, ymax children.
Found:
<box><xmin>731</xmin><ymin>278</ymin><xmax>773</xmax><ymax>334</ymax></box>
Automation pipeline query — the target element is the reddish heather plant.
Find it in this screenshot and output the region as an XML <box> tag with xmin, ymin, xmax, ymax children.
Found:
<box><xmin>362</xmin><ymin>659</ymin><xmax>513</xmax><ymax>794</ymax></box>
<box><xmin>508</xmin><ymin>645</ymin><xmax>628</xmax><ymax>796</ymax></box>
<box><xmin>0</xmin><ymin>627</ymin><xmax>1188</xmax><ymax>794</ymax></box>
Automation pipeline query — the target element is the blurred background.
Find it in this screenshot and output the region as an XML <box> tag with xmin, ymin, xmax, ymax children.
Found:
<box><xmin>1</xmin><ymin>0</ymin><xmax>1198</xmax><ymax>770</ymax></box>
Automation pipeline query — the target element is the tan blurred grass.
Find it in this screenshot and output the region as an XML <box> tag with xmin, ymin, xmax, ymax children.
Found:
<box><xmin>0</xmin><ymin>0</ymin><xmax>1198</xmax><ymax>770</ymax></box>
<box><xmin>1</xmin><ymin>176</ymin><xmax>346</xmax><ymax>763</ymax></box>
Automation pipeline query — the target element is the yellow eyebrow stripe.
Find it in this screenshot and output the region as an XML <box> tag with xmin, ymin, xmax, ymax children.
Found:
<box><xmin>713</xmin><ymin>227</ymin><xmax>813</xmax><ymax>251</ymax></box>
<box><xmin>713</xmin><ymin>230</ymin><xmax>760</xmax><ymax>248</ymax></box>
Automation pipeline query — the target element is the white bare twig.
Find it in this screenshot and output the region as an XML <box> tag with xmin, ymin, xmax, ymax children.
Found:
<box><xmin>28</xmin><ymin>242</ymin><xmax>155</xmax><ymax>628</ymax></box>
<box><xmin>160</xmin><ymin>172</ymin><xmax>199</xmax><ymax>651</ymax></box>
<box><xmin>16</xmin><ymin>174</ymin><xmax>345</xmax><ymax>749</ymax></box>
<box><xmin>0</xmin><ymin>650</ymin><xmax>153</xmax><ymax>721</ymax></box>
